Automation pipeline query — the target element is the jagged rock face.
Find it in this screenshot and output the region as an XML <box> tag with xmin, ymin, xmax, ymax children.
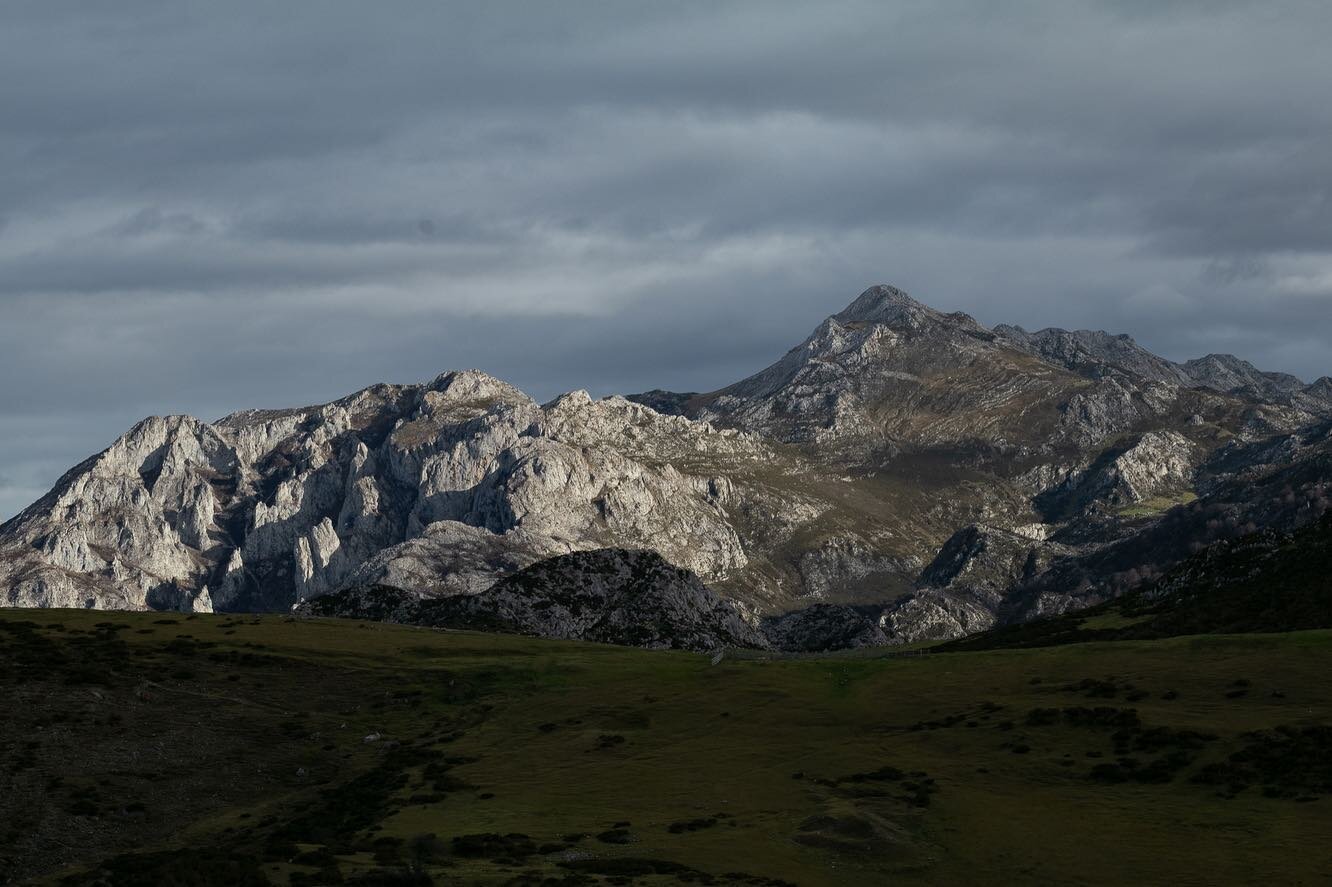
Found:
<box><xmin>918</xmin><ymin>524</ymin><xmax>1056</xmax><ymax>601</ymax></box>
<box><xmin>994</xmin><ymin>326</ymin><xmax>1191</xmax><ymax>385</ymax></box>
<box><xmin>647</xmin><ymin>286</ymin><xmax>1308</xmax><ymax>460</ymax></box>
<box><xmin>761</xmin><ymin>604</ymin><xmax>891</xmax><ymax>652</ymax></box>
<box><xmin>1181</xmin><ymin>354</ymin><xmax>1332</xmax><ymax>413</ymax></box>
<box><xmin>902</xmin><ymin>426</ymin><xmax>1332</xmax><ymax>640</ymax></box>
<box><xmin>341</xmin><ymin>521</ymin><xmax>560</xmax><ymax>598</ymax></box>
<box><xmin>1033</xmin><ymin>431</ymin><xmax>1198</xmax><ymax>521</ymax></box>
<box><xmin>300</xmin><ymin>548</ymin><xmax>769</xmax><ymax>652</ymax></box>
<box><xmin>879</xmin><ymin>588</ymin><xmax>999</xmax><ymax>644</ymax></box>
<box><xmin>1</xmin><ymin>371</ymin><xmax>756</xmax><ymax>612</ymax></box>
<box><xmin>1098</xmin><ymin>432</ymin><xmax>1198</xmax><ymax>504</ymax></box>
<box><xmin>892</xmin><ymin>523</ymin><xmax>1070</xmax><ymax>640</ymax></box>
<box><xmin>677</xmin><ymin>286</ymin><xmax>1092</xmax><ymax>450</ymax></box>
<box><xmin>294</xmin><ymin>583</ymin><xmax>423</xmax><ymax>624</ymax></box>
<box><xmin>794</xmin><ymin>535</ymin><xmax>922</xmax><ymax>601</ymax></box>
<box><xmin>0</xmin><ymin>415</ymin><xmax>240</xmax><ymax>611</ymax></box>
<box><xmin>1052</xmin><ymin>377</ymin><xmax>1183</xmax><ymax>447</ymax></box>
<box><xmin>999</xmin><ymin>325</ymin><xmax>1332</xmax><ymax>417</ymax></box>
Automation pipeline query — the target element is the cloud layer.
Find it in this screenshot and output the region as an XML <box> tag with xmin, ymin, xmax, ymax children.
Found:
<box><xmin>3</xmin><ymin>1</ymin><xmax>1331</xmax><ymax>518</ymax></box>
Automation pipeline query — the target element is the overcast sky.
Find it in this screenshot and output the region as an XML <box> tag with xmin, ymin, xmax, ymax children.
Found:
<box><xmin>3</xmin><ymin>1</ymin><xmax>1331</xmax><ymax>518</ymax></box>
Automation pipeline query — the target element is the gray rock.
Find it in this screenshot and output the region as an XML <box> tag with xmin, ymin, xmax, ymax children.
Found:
<box><xmin>1</xmin><ymin>370</ymin><xmax>758</xmax><ymax>612</ymax></box>
<box><xmin>761</xmin><ymin>603</ymin><xmax>892</xmax><ymax>652</ymax></box>
<box><xmin>1033</xmin><ymin>431</ymin><xmax>1198</xmax><ymax>521</ymax></box>
<box><xmin>301</xmin><ymin>548</ymin><xmax>769</xmax><ymax>652</ymax></box>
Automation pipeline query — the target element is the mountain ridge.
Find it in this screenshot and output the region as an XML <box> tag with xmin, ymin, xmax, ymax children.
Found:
<box><xmin>3</xmin><ymin>284</ymin><xmax>1329</xmax><ymax>650</ymax></box>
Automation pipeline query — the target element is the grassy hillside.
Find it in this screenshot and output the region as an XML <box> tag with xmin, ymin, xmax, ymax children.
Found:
<box><xmin>2</xmin><ymin>611</ymin><xmax>1331</xmax><ymax>885</ymax></box>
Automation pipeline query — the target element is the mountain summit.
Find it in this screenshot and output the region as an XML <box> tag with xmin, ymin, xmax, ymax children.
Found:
<box><xmin>3</xmin><ymin>284</ymin><xmax>1329</xmax><ymax>649</ymax></box>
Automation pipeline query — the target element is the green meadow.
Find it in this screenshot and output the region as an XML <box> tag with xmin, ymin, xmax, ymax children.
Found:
<box><xmin>2</xmin><ymin>610</ymin><xmax>1330</xmax><ymax>885</ymax></box>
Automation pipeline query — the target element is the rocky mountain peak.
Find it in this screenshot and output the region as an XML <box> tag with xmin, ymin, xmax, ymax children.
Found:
<box><xmin>1183</xmin><ymin>353</ymin><xmax>1300</xmax><ymax>389</ymax></box>
<box><xmin>1178</xmin><ymin>353</ymin><xmax>1331</xmax><ymax>413</ymax></box>
<box><xmin>422</xmin><ymin>369</ymin><xmax>534</xmax><ymax>417</ymax></box>
<box><xmin>427</xmin><ymin>368</ymin><xmax>526</xmax><ymax>399</ymax></box>
<box><xmin>834</xmin><ymin>284</ymin><xmax>922</xmax><ymax>321</ymax></box>
<box><xmin>994</xmin><ymin>324</ymin><xmax>1189</xmax><ymax>385</ymax></box>
<box><xmin>833</xmin><ymin>284</ymin><xmax>985</xmax><ymax>334</ymax></box>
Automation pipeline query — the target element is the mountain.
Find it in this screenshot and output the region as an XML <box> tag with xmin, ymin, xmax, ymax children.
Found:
<box><xmin>0</xmin><ymin>375</ymin><xmax>766</xmax><ymax>612</ymax></box>
<box><xmin>3</xmin><ymin>284</ymin><xmax>1329</xmax><ymax>649</ymax></box>
<box><xmin>995</xmin><ymin>325</ymin><xmax>1332</xmax><ymax>414</ymax></box>
<box><xmin>942</xmin><ymin>511</ymin><xmax>1332</xmax><ymax>651</ymax></box>
<box><xmin>637</xmin><ymin>286</ymin><xmax>1322</xmax><ymax>450</ymax></box>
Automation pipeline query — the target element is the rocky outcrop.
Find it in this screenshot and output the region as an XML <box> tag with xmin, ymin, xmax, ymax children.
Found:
<box><xmin>1181</xmin><ymin>354</ymin><xmax>1332</xmax><ymax>413</ymax></box>
<box><xmin>870</xmin><ymin>523</ymin><xmax>1072</xmax><ymax>642</ymax></box>
<box><xmin>794</xmin><ymin>534</ymin><xmax>922</xmax><ymax>600</ymax></box>
<box><xmin>997</xmin><ymin>326</ymin><xmax>1332</xmax><ymax>415</ymax></box>
<box><xmin>670</xmin><ymin>286</ymin><xmax>1088</xmax><ymax>450</ymax></box>
<box><xmin>759</xmin><ymin>587</ymin><xmax>999</xmax><ymax>651</ymax></box>
<box><xmin>946</xmin><ymin>513</ymin><xmax>1332</xmax><ymax>650</ymax></box>
<box><xmin>0</xmin><ymin>415</ymin><xmax>239</xmax><ymax>611</ymax></box>
<box><xmin>1033</xmin><ymin>431</ymin><xmax>1198</xmax><ymax>521</ymax></box>
<box><xmin>917</xmin><ymin>524</ymin><xmax>1057</xmax><ymax>598</ymax></box>
<box><xmin>294</xmin><ymin>583</ymin><xmax>423</xmax><ymax>624</ymax></box>
<box><xmin>761</xmin><ymin>604</ymin><xmax>891</xmax><ymax>652</ymax></box>
<box><xmin>994</xmin><ymin>326</ymin><xmax>1191</xmax><ymax>385</ymax></box>
<box><xmin>879</xmin><ymin>588</ymin><xmax>998</xmax><ymax>643</ymax></box>
<box><xmin>1</xmin><ymin>371</ymin><xmax>761</xmax><ymax>612</ymax></box>
<box><xmin>299</xmin><ymin>548</ymin><xmax>769</xmax><ymax>652</ymax></box>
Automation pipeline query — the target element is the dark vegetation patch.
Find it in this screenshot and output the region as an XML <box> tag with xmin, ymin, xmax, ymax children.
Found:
<box><xmin>792</xmin><ymin>811</ymin><xmax>917</xmax><ymax>858</ymax></box>
<box><xmin>57</xmin><ymin>848</ymin><xmax>271</xmax><ymax>886</ymax></box>
<box><xmin>809</xmin><ymin>764</ymin><xmax>938</xmax><ymax>807</ymax></box>
<box><xmin>1020</xmin><ymin>702</ymin><xmax>1218</xmax><ymax>784</ymax></box>
<box><xmin>595</xmin><ymin>827</ymin><xmax>635</xmax><ymax>844</ymax></box>
<box><xmin>1026</xmin><ymin>707</ymin><xmax>1141</xmax><ymax>729</ymax></box>
<box><xmin>558</xmin><ymin>856</ymin><xmax>797</xmax><ymax>885</ymax></box>
<box><xmin>1088</xmin><ymin>725</ymin><xmax>1217</xmax><ymax>784</ymax></box>
<box><xmin>450</xmin><ymin>832</ymin><xmax>537</xmax><ymax>860</ymax></box>
<box><xmin>344</xmin><ymin>868</ymin><xmax>435</xmax><ymax>886</ymax></box>
<box><xmin>0</xmin><ymin>612</ymin><xmax>508</xmax><ymax>883</ymax></box>
<box><xmin>268</xmin><ymin>744</ymin><xmax>448</xmax><ymax>851</ymax></box>
<box><xmin>1192</xmin><ymin>725</ymin><xmax>1332</xmax><ymax>800</ymax></box>
<box><xmin>420</xmin><ymin>757</ymin><xmax>476</xmax><ymax>794</ymax></box>
<box><xmin>908</xmin><ymin>702</ymin><xmax>1006</xmax><ymax>732</ymax></box>
<box><xmin>668</xmin><ymin>817</ymin><xmax>719</xmax><ymax>834</ymax></box>
<box><xmin>1060</xmin><ymin>678</ymin><xmax>1134</xmax><ymax>699</ymax></box>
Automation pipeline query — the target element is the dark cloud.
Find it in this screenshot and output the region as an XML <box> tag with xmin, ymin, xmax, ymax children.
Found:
<box><xmin>2</xmin><ymin>0</ymin><xmax>1332</xmax><ymax>518</ymax></box>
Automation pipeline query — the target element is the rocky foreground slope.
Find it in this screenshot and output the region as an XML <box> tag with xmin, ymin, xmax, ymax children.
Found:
<box><xmin>297</xmin><ymin>548</ymin><xmax>767</xmax><ymax>651</ymax></box>
<box><xmin>3</xmin><ymin>284</ymin><xmax>1329</xmax><ymax>648</ymax></box>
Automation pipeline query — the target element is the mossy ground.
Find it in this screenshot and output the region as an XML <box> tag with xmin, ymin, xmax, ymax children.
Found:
<box><xmin>1117</xmin><ymin>490</ymin><xmax>1198</xmax><ymax>519</ymax></box>
<box><xmin>2</xmin><ymin>610</ymin><xmax>1330</xmax><ymax>885</ymax></box>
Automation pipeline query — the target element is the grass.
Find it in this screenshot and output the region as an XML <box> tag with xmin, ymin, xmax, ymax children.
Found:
<box><xmin>1077</xmin><ymin>612</ymin><xmax>1153</xmax><ymax>631</ymax></box>
<box><xmin>2</xmin><ymin>610</ymin><xmax>1330</xmax><ymax>885</ymax></box>
<box><xmin>1118</xmin><ymin>491</ymin><xmax>1198</xmax><ymax>519</ymax></box>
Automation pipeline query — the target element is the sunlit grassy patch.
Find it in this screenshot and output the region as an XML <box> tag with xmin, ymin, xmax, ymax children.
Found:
<box><xmin>1118</xmin><ymin>490</ymin><xmax>1198</xmax><ymax>518</ymax></box>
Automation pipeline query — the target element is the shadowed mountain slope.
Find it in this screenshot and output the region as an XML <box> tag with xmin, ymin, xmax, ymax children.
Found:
<box><xmin>942</xmin><ymin>511</ymin><xmax>1332</xmax><ymax>651</ymax></box>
